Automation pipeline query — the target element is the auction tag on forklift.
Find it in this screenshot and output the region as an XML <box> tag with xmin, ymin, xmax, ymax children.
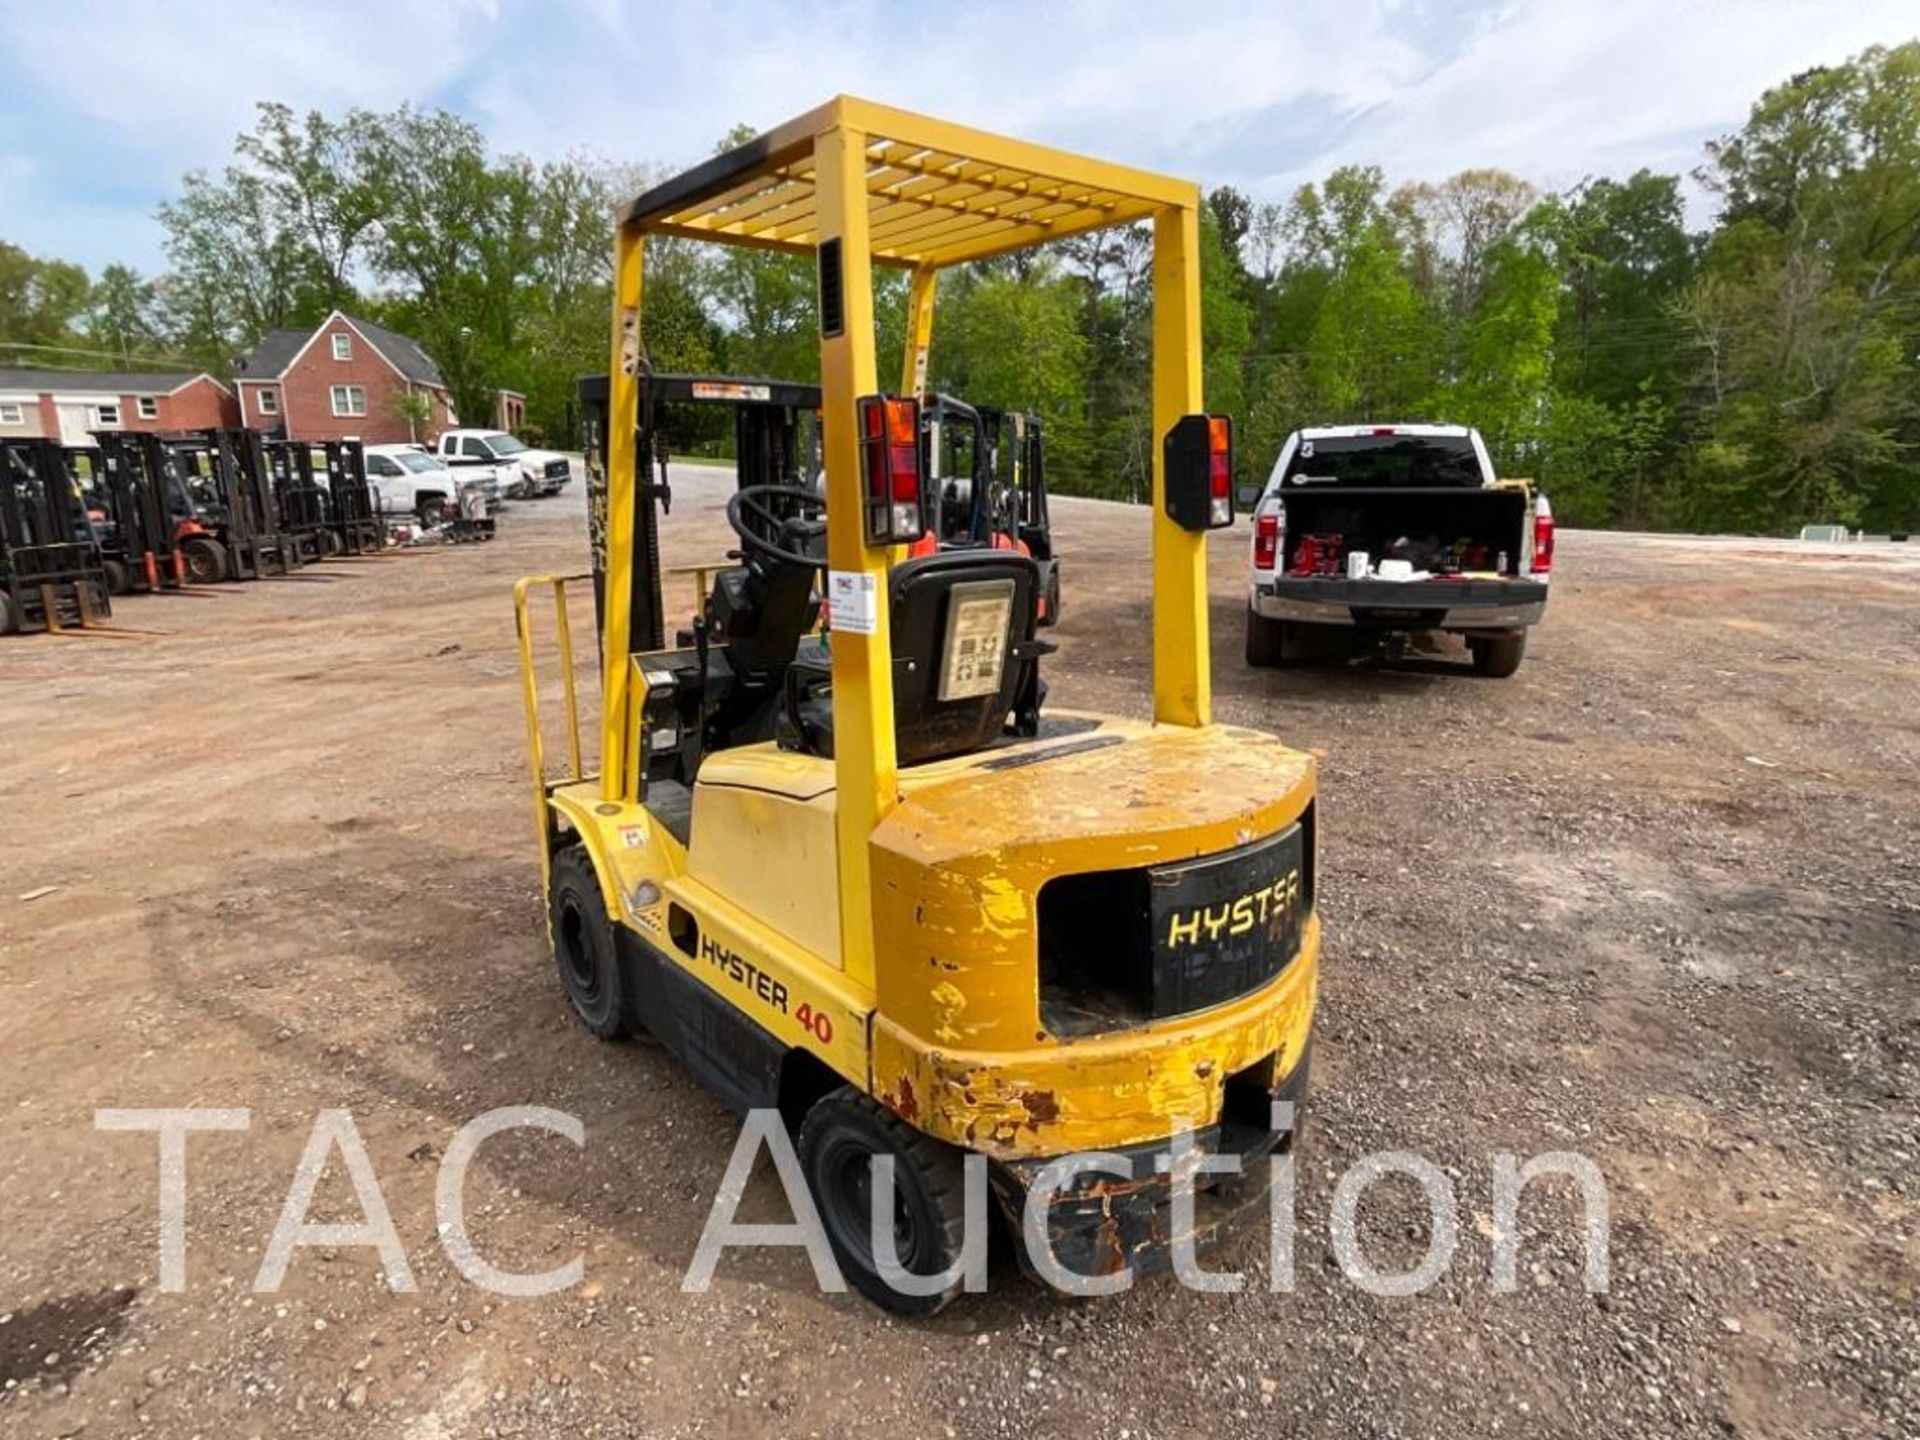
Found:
<box><xmin>827</xmin><ymin>570</ymin><xmax>878</xmax><ymax>634</ymax></box>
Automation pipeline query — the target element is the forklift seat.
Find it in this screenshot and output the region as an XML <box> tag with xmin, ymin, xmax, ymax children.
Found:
<box><xmin>778</xmin><ymin>550</ymin><xmax>1045</xmax><ymax>766</ymax></box>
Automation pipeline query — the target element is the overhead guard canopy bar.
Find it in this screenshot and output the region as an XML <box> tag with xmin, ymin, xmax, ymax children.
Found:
<box><xmin>619</xmin><ymin>95</ymin><xmax>1194</xmax><ymax>269</ymax></box>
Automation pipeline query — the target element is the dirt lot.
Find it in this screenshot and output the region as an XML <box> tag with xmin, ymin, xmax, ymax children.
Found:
<box><xmin>2</xmin><ymin>471</ymin><xmax>1915</xmax><ymax>1439</ymax></box>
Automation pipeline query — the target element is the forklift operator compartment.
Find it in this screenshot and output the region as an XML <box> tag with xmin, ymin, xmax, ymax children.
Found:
<box><xmin>514</xmin><ymin>96</ymin><xmax>1322</xmax><ymax>1311</ymax></box>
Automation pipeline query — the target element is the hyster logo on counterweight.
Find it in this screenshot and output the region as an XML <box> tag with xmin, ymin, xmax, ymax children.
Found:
<box><xmin>700</xmin><ymin>935</ymin><xmax>790</xmax><ymax>1014</ymax></box>
<box><xmin>1164</xmin><ymin>868</ymin><xmax>1301</xmax><ymax>950</ymax></box>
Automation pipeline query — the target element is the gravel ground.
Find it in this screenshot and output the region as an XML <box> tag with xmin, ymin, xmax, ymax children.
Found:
<box><xmin>0</xmin><ymin>469</ymin><xmax>1913</xmax><ymax>1439</ymax></box>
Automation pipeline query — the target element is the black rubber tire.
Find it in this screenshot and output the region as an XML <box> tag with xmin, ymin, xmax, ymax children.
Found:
<box><xmin>101</xmin><ymin>559</ymin><xmax>131</xmax><ymax>595</ymax></box>
<box><xmin>181</xmin><ymin>537</ymin><xmax>229</xmax><ymax>584</ymax></box>
<box><xmin>1469</xmin><ymin>632</ymin><xmax>1527</xmax><ymax>678</ymax></box>
<box><xmin>1246</xmin><ymin>604</ymin><xmax>1286</xmax><ymax>667</ymax></box>
<box><xmin>797</xmin><ymin>1087</ymin><xmax>971</xmax><ymax>1316</ymax></box>
<box><xmin>548</xmin><ymin>847</ymin><xmax>628</xmax><ymax>1039</ymax></box>
<box><xmin>1044</xmin><ymin>568</ymin><xmax>1062</xmax><ymax>627</ymax></box>
<box><xmin>325</xmin><ymin>530</ymin><xmax>344</xmax><ymax>556</ymax></box>
<box><xmin>0</xmin><ymin>591</ymin><xmax>21</xmax><ymax>635</ymax></box>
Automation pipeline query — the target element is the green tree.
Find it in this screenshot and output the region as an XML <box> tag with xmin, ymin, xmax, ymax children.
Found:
<box><xmin>931</xmin><ymin>262</ymin><xmax>1093</xmax><ymax>489</ymax></box>
<box><xmin>0</xmin><ymin>241</ymin><xmax>92</xmax><ymax>355</ymax></box>
<box><xmin>86</xmin><ymin>264</ymin><xmax>161</xmax><ymax>363</ymax></box>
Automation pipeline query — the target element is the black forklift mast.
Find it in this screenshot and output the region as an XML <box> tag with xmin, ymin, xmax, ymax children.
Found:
<box><xmin>88</xmin><ymin>433</ymin><xmax>179</xmax><ymax>589</ymax></box>
<box><xmin>920</xmin><ymin>393</ymin><xmax>991</xmax><ymax>546</ymax></box>
<box><xmin>577</xmin><ymin>370</ymin><xmax>823</xmax><ymax>658</ymax></box>
<box><xmin>313</xmin><ymin>440</ymin><xmax>382</xmax><ymax>555</ymax></box>
<box><xmin>988</xmin><ymin>408</ymin><xmax>1052</xmax><ymax>561</ymax></box>
<box><xmin>260</xmin><ymin>439</ymin><xmax>331</xmax><ymax>565</ymax></box>
<box><xmin>0</xmin><ymin>438</ymin><xmax>111</xmax><ymax>631</ymax></box>
<box><xmin>173</xmin><ymin>428</ymin><xmax>288</xmax><ymax>579</ymax></box>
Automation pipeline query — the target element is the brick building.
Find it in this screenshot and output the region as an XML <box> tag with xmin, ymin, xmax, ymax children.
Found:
<box><xmin>0</xmin><ymin>369</ymin><xmax>239</xmax><ymax>445</ymax></box>
<box><xmin>233</xmin><ymin>311</ymin><xmax>458</xmax><ymax>444</ymax></box>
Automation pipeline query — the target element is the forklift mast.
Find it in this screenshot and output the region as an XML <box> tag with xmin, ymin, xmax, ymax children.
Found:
<box><xmin>1</xmin><ymin>438</ymin><xmax>111</xmax><ymax>628</ymax></box>
<box><xmin>578</xmin><ymin>370</ymin><xmax>824</xmax><ymax>658</ymax></box>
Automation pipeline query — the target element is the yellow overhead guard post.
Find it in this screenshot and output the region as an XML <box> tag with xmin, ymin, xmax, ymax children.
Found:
<box><xmin>520</xmin><ymin>95</ymin><xmax>1317</xmax><ymax>1313</ymax></box>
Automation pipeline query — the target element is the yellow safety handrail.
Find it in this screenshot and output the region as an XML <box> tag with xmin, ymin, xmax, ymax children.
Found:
<box><xmin>513</xmin><ymin>573</ymin><xmax>596</xmax><ymax>840</ymax></box>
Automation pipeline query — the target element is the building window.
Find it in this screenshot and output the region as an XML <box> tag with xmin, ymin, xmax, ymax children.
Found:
<box><xmin>330</xmin><ymin>384</ymin><xmax>366</xmax><ymax>417</ymax></box>
<box><xmin>332</xmin><ymin>333</ymin><xmax>353</xmax><ymax>361</ymax></box>
<box><xmin>0</xmin><ymin>403</ymin><xmax>23</xmax><ymax>426</ymax></box>
<box><xmin>258</xmin><ymin>389</ymin><xmax>279</xmax><ymax>415</ymax></box>
<box><xmin>137</xmin><ymin>396</ymin><xmax>159</xmax><ymax>419</ymax></box>
<box><xmin>96</xmin><ymin>403</ymin><xmax>121</xmax><ymax>427</ymax></box>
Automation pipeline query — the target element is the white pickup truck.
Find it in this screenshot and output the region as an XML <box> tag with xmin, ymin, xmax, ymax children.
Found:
<box><xmin>1244</xmin><ymin>423</ymin><xmax>1553</xmax><ymax>677</ymax></box>
<box><xmin>434</xmin><ymin>429</ymin><xmax>572</xmax><ymax>499</ymax></box>
<box><xmin>364</xmin><ymin>444</ymin><xmax>498</xmax><ymax>520</ymax></box>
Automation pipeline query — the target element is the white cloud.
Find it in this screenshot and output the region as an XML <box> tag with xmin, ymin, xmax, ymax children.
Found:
<box><xmin>0</xmin><ymin>0</ymin><xmax>1912</xmax><ymax>271</ymax></box>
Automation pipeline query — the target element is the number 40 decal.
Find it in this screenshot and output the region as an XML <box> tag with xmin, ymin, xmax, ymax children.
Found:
<box><xmin>794</xmin><ymin>1002</ymin><xmax>834</xmax><ymax>1045</ymax></box>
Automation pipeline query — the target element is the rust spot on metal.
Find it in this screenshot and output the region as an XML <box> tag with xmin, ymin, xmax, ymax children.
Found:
<box><xmin>1019</xmin><ymin>1088</ymin><xmax>1060</xmax><ymax>1130</ymax></box>
<box><xmin>889</xmin><ymin>1077</ymin><xmax>919</xmax><ymax>1123</ymax></box>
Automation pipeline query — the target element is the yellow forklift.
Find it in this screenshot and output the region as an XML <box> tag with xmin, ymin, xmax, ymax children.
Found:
<box><xmin>516</xmin><ymin>97</ymin><xmax>1320</xmax><ymax>1311</ymax></box>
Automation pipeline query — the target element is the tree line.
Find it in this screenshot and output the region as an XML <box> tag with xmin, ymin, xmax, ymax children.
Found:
<box><xmin>3</xmin><ymin>41</ymin><xmax>1914</xmax><ymax>533</ymax></box>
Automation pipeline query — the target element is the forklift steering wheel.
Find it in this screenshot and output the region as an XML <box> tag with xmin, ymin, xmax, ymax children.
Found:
<box><xmin>727</xmin><ymin>484</ymin><xmax>829</xmax><ymax>570</ymax></box>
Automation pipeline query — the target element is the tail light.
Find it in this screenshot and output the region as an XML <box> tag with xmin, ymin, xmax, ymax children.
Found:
<box><xmin>1207</xmin><ymin>416</ymin><xmax>1233</xmax><ymax>527</ymax></box>
<box><xmin>1253</xmin><ymin>510</ymin><xmax>1279</xmax><ymax>570</ymax></box>
<box><xmin>857</xmin><ymin>395</ymin><xmax>924</xmax><ymax>545</ymax></box>
<box><xmin>1532</xmin><ymin>494</ymin><xmax>1554</xmax><ymax>575</ymax></box>
<box><xmin>1163</xmin><ymin>413</ymin><xmax>1235</xmax><ymax>531</ymax></box>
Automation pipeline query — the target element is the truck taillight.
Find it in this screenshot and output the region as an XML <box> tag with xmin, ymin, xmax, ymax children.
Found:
<box><xmin>857</xmin><ymin>395</ymin><xmax>924</xmax><ymax>546</ymax></box>
<box><xmin>1532</xmin><ymin>495</ymin><xmax>1555</xmax><ymax>575</ymax></box>
<box><xmin>1253</xmin><ymin>511</ymin><xmax>1279</xmax><ymax>569</ymax></box>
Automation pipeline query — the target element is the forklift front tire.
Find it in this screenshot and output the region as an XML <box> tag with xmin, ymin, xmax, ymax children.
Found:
<box><xmin>0</xmin><ymin>591</ymin><xmax>20</xmax><ymax>635</ymax></box>
<box><xmin>1246</xmin><ymin>604</ymin><xmax>1286</xmax><ymax>667</ymax></box>
<box><xmin>797</xmin><ymin>1087</ymin><xmax>971</xmax><ymax>1317</ymax></box>
<box><xmin>548</xmin><ymin>846</ymin><xmax>629</xmax><ymax>1040</ymax></box>
<box><xmin>102</xmin><ymin>559</ymin><xmax>130</xmax><ymax>595</ymax></box>
<box><xmin>182</xmin><ymin>537</ymin><xmax>229</xmax><ymax>585</ymax></box>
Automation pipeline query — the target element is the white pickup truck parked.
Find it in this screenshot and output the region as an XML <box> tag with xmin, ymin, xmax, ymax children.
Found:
<box><xmin>1244</xmin><ymin>423</ymin><xmax>1554</xmax><ymax>677</ymax></box>
<box><xmin>363</xmin><ymin>444</ymin><xmax>498</xmax><ymax>520</ymax></box>
<box><xmin>434</xmin><ymin>429</ymin><xmax>572</xmax><ymax>499</ymax></box>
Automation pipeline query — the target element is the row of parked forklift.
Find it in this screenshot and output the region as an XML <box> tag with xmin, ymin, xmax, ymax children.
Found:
<box><xmin>0</xmin><ymin>429</ymin><xmax>480</xmax><ymax>635</ymax></box>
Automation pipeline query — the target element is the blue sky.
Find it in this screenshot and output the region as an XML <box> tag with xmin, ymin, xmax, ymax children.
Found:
<box><xmin>1</xmin><ymin>0</ymin><xmax>1914</xmax><ymax>275</ymax></box>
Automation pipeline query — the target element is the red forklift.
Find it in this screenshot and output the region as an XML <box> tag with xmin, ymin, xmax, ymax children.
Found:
<box><xmin>912</xmin><ymin>394</ymin><xmax>1059</xmax><ymax>625</ymax></box>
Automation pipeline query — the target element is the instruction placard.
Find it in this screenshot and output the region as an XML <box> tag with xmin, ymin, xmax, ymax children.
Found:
<box><xmin>827</xmin><ymin>570</ymin><xmax>879</xmax><ymax>635</ymax></box>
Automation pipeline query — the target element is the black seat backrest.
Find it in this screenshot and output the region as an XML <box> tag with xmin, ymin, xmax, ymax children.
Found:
<box><xmin>888</xmin><ymin>550</ymin><xmax>1040</xmax><ymax>764</ymax></box>
<box><xmin>776</xmin><ymin>550</ymin><xmax>1041</xmax><ymax>766</ymax></box>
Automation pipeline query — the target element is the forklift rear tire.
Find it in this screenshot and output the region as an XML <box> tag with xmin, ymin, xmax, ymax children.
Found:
<box><xmin>548</xmin><ymin>847</ymin><xmax>629</xmax><ymax>1040</ymax></box>
<box><xmin>1246</xmin><ymin>605</ymin><xmax>1286</xmax><ymax>667</ymax></box>
<box><xmin>1469</xmin><ymin>632</ymin><xmax>1526</xmax><ymax>678</ymax></box>
<box><xmin>102</xmin><ymin>559</ymin><xmax>131</xmax><ymax>595</ymax></box>
<box><xmin>181</xmin><ymin>537</ymin><xmax>229</xmax><ymax>585</ymax></box>
<box><xmin>797</xmin><ymin>1087</ymin><xmax>971</xmax><ymax>1316</ymax></box>
<box><xmin>1044</xmin><ymin>569</ymin><xmax>1062</xmax><ymax>627</ymax></box>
